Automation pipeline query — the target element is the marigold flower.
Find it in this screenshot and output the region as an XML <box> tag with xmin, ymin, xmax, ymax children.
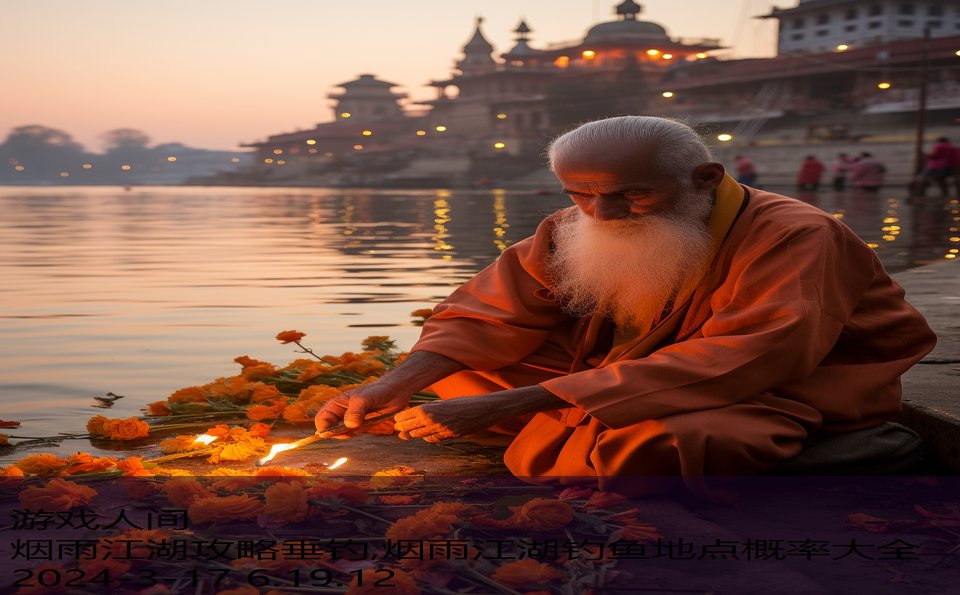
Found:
<box><xmin>19</xmin><ymin>478</ymin><xmax>97</xmax><ymax>511</ymax></box>
<box><xmin>62</xmin><ymin>453</ymin><xmax>117</xmax><ymax>474</ymax></box>
<box><xmin>346</xmin><ymin>568</ymin><xmax>420</xmax><ymax>595</ymax></box>
<box><xmin>241</xmin><ymin>363</ymin><xmax>278</xmax><ymax>381</ymax></box>
<box><xmin>15</xmin><ymin>453</ymin><xmax>70</xmax><ymax>475</ymax></box>
<box><xmin>146</xmin><ymin>400</ymin><xmax>171</xmax><ymax>415</ymax></box>
<box><xmin>86</xmin><ymin>416</ymin><xmax>149</xmax><ymax>440</ymax></box>
<box><xmin>276</xmin><ymin>330</ymin><xmax>306</xmax><ymax>344</ymax></box>
<box><xmin>211</xmin><ymin>476</ymin><xmax>261</xmax><ymax>492</ymax></box>
<box><xmin>428</xmin><ymin>501</ymin><xmax>474</xmax><ymax>517</ymax></box>
<box><xmin>246</xmin><ymin>402</ymin><xmax>286</xmax><ymax>422</ymax></box>
<box><xmin>510</xmin><ymin>498</ymin><xmax>574</xmax><ymax>532</ymax></box>
<box><xmin>282</xmin><ymin>403</ymin><xmax>313</xmax><ymax>423</ymax></box>
<box><xmin>163</xmin><ymin>478</ymin><xmax>214</xmax><ymax>507</ymax></box>
<box><xmin>125</xmin><ymin>479</ymin><xmax>160</xmax><ymax>499</ymax></box>
<box><xmin>159</xmin><ymin>435</ymin><xmax>204</xmax><ymax>454</ymax></box>
<box><xmin>1</xmin><ymin>466</ymin><xmax>25</xmax><ymax>477</ymax></box>
<box><xmin>585</xmin><ymin>490</ymin><xmax>626</xmax><ymax>510</ymax></box>
<box><xmin>264</xmin><ymin>481</ymin><xmax>310</xmax><ymax>523</ymax></box>
<box><xmin>370</xmin><ymin>465</ymin><xmax>422</xmax><ymax>488</ymax></box>
<box><xmin>617</xmin><ymin>521</ymin><xmax>662</xmax><ymax>542</ymax></box>
<box><xmin>205</xmin><ymin>376</ymin><xmax>260</xmax><ymax>403</ymax></box>
<box><xmin>188</xmin><ymin>495</ymin><xmax>263</xmax><ymax>524</ymax></box>
<box><xmin>297</xmin><ymin>384</ymin><xmax>341</xmax><ymax>403</ymax></box>
<box><xmin>248</xmin><ymin>422</ymin><xmax>272</xmax><ymax>438</ymax></box>
<box><xmin>307</xmin><ymin>481</ymin><xmax>370</xmax><ymax>505</ymax></box>
<box><xmin>558</xmin><ymin>486</ymin><xmax>595</xmax><ymax>500</ymax></box>
<box><xmin>491</xmin><ymin>559</ymin><xmax>564</xmax><ymax>588</ymax></box>
<box><xmin>296</xmin><ymin>362</ymin><xmax>338</xmax><ymax>382</ymax></box>
<box><xmin>234</xmin><ymin>355</ymin><xmax>271</xmax><ymax>369</ymax></box>
<box><xmin>386</xmin><ymin>510</ymin><xmax>457</xmax><ymax>541</ymax></box>
<box><xmin>251</xmin><ymin>384</ymin><xmax>283</xmax><ymax>403</ymax></box>
<box><xmin>116</xmin><ymin>456</ymin><xmax>154</xmax><ymax>477</ymax></box>
<box><xmin>207</xmin><ymin>437</ymin><xmax>265</xmax><ymax>463</ymax></box>
<box><xmin>168</xmin><ymin>386</ymin><xmax>208</xmax><ymax>403</ymax></box>
<box><xmin>255</xmin><ymin>466</ymin><xmax>310</xmax><ymax>478</ymax></box>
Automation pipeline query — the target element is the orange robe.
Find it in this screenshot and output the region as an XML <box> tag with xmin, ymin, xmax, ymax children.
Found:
<box><xmin>411</xmin><ymin>175</ymin><xmax>936</xmax><ymax>491</ymax></box>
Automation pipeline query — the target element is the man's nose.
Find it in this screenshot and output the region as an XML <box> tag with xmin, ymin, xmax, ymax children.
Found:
<box><xmin>594</xmin><ymin>195</ymin><xmax>631</xmax><ymax>220</ymax></box>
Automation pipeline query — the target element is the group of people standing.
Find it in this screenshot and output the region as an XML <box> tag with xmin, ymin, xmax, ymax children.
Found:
<box><xmin>734</xmin><ymin>153</ymin><xmax>886</xmax><ymax>192</ymax></box>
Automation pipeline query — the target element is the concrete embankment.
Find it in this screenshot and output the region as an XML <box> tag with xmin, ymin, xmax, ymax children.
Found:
<box><xmin>893</xmin><ymin>259</ymin><xmax>960</xmax><ymax>471</ymax></box>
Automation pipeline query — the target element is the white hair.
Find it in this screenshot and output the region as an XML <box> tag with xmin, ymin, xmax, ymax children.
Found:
<box><xmin>547</xmin><ymin>116</ymin><xmax>712</xmax><ymax>183</ymax></box>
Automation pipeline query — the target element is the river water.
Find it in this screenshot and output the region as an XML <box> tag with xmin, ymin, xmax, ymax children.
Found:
<box><xmin>1</xmin><ymin>185</ymin><xmax>958</xmax><ymax>465</ymax></box>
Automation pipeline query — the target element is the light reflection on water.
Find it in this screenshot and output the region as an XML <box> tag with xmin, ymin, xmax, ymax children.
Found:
<box><xmin>0</xmin><ymin>185</ymin><xmax>957</xmax><ymax>462</ymax></box>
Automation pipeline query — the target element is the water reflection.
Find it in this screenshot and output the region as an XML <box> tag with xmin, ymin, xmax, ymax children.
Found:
<box><xmin>0</xmin><ymin>185</ymin><xmax>956</xmax><ymax>461</ymax></box>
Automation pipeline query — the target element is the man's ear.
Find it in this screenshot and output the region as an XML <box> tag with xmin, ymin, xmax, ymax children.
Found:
<box><xmin>692</xmin><ymin>162</ymin><xmax>725</xmax><ymax>191</ymax></box>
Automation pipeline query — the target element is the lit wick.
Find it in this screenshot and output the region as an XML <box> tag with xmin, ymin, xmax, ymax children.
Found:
<box><xmin>193</xmin><ymin>434</ymin><xmax>217</xmax><ymax>446</ymax></box>
<box><xmin>258</xmin><ymin>442</ymin><xmax>298</xmax><ymax>466</ymax></box>
<box><xmin>327</xmin><ymin>457</ymin><xmax>348</xmax><ymax>470</ymax></box>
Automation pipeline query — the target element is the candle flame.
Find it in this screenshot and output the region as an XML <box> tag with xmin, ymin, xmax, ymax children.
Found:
<box><xmin>193</xmin><ymin>434</ymin><xmax>217</xmax><ymax>445</ymax></box>
<box><xmin>259</xmin><ymin>442</ymin><xmax>295</xmax><ymax>465</ymax></box>
<box><xmin>327</xmin><ymin>457</ymin><xmax>348</xmax><ymax>470</ymax></box>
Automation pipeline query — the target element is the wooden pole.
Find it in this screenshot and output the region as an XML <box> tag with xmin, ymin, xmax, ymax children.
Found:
<box><xmin>912</xmin><ymin>27</ymin><xmax>931</xmax><ymax>190</ymax></box>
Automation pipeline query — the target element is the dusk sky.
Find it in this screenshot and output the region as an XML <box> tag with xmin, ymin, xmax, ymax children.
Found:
<box><xmin>3</xmin><ymin>0</ymin><xmax>788</xmax><ymax>151</ymax></box>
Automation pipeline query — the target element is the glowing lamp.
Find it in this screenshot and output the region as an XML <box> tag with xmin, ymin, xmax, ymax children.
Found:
<box><xmin>435</xmin><ymin>125</ymin><xmax>447</xmax><ymax>132</ymax></box>
<box><xmin>717</xmin><ymin>133</ymin><xmax>733</xmax><ymax>142</ymax></box>
<box><xmin>306</xmin><ymin>139</ymin><xmax>316</xmax><ymax>145</ymax></box>
<box><xmin>696</xmin><ymin>52</ymin><xmax>708</xmax><ymax>59</ymax></box>
<box><xmin>353</xmin><ymin>144</ymin><xmax>363</xmax><ymax>150</ymax></box>
<box><xmin>646</xmin><ymin>49</ymin><xmax>660</xmax><ymax>56</ymax></box>
<box><xmin>496</xmin><ymin>113</ymin><xmax>507</xmax><ymax>120</ymax></box>
<box><xmin>416</xmin><ymin>130</ymin><xmax>427</xmax><ymax>136</ymax></box>
<box><xmin>362</xmin><ymin>130</ymin><xmax>373</xmax><ymax>136</ymax></box>
<box><xmin>662</xmin><ymin>91</ymin><xmax>674</xmax><ymax>98</ymax></box>
<box><xmin>273</xmin><ymin>149</ymin><xmax>283</xmax><ymax>155</ymax></box>
<box><xmin>554</xmin><ymin>56</ymin><xmax>570</xmax><ymax>68</ymax></box>
<box><xmin>59</xmin><ymin>171</ymin><xmax>70</xmax><ymax>177</ymax></box>
<box><xmin>230</xmin><ymin>157</ymin><xmax>241</xmax><ymax>163</ymax></box>
<box><xmin>264</xmin><ymin>158</ymin><xmax>273</xmax><ymax>164</ymax></box>
<box><xmin>493</xmin><ymin>142</ymin><xmax>506</xmax><ymax>149</ymax></box>
<box><xmin>121</xmin><ymin>165</ymin><xmax>132</xmax><ymax>171</ymax></box>
<box><xmin>340</xmin><ymin>112</ymin><xmax>351</xmax><ymax>118</ymax></box>
<box><xmin>836</xmin><ymin>44</ymin><xmax>849</xmax><ymax>51</ymax></box>
<box><xmin>662</xmin><ymin>53</ymin><xmax>673</xmax><ymax>60</ymax></box>
<box><xmin>15</xmin><ymin>165</ymin><xmax>25</xmax><ymax>171</ymax></box>
<box><xmin>166</xmin><ymin>156</ymin><xmax>177</xmax><ymax>162</ymax></box>
<box><xmin>582</xmin><ymin>50</ymin><xmax>596</xmax><ymax>60</ymax></box>
<box><xmin>277</xmin><ymin>160</ymin><xmax>285</xmax><ymax>165</ymax></box>
<box><xmin>877</xmin><ymin>82</ymin><xmax>891</xmax><ymax>89</ymax></box>
<box><xmin>82</xmin><ymin>164</ymin><xmax>93</xmax><ymax>169</ymax></box>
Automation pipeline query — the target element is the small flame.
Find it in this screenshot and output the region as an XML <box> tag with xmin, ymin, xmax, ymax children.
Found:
<box><xmin>327</xmin><ymin>457</ymin><xmax>348</xmax><ymax>470</ymax></box>
<box><xmin>259</xmin><ymin>443</ymin><xmax>295</xmax><ymax>465</ymax></box>
<box><xmin>193</xmin><ymin>434</ymin><xmax>217</xmax><ymax>446</ymax></box>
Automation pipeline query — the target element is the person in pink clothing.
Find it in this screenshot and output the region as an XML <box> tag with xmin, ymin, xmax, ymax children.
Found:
<box><xmin>922</xmin><ymin>137</ymin><xmax>956</xmax><ymax>197</ymax></box>
<box><xmin>796</xmin><ymin>155</ymin><xmax>825</xmax><ymax>191</ymax></box>
<box><xmin>849</xmin><ymin>152</ymin><xmax>886</xmax><ymax>192</ymax></box>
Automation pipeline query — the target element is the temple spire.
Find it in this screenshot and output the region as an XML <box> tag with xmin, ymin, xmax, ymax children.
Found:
<box><xmin>616</xmin><ymin>0</ymin><xmax>642</xmax><ymax>21</ymax></box>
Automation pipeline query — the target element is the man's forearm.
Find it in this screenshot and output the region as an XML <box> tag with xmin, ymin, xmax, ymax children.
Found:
<box><xmin>377</xmin><ymin>350</ymin><xmax>467</xmax><ymax>395</ymax></box>
<box><xmin>483</xmin><ymin>384</ymin><xmax>570</xmax><ymax>418</ymax></box>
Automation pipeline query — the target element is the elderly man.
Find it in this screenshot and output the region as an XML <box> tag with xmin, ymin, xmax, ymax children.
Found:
<box><xmin>315</xmin><ymin>116</ymin><xmax>936</xmax><ymax>493</ymax></box>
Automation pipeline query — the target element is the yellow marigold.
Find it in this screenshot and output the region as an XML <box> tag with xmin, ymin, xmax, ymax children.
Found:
<box><xmin>188</xmin><ymin>495</ymin><xmax>263</xmax><ymax>524</ymax></box>
<box><xmin>146</xmin><ymin>400</ymin><xmax>171</xmax><ymax>415</ymax></box>
<box><xmin>246</xmin><ymin>402</ymin><xmax>286</xmax><ymax>422</ymax></box>
<box><xmin>264</xmin><ymin>481</ymin><xmax>310</xmax><ymax>522</ymax></box>
<box><xmin>282</xmin><ymin>403</ymin><xmax>313</xmax><ymax>423</ymax></box>
<box><xmin>215</xmin><ymin>437</ymin><xmax>266</xmax><ymax>462</ymax></box>
<box><xmin>62</xmin><ymin>453</ymin><xmax>117</xmax><ymax>474</ymax></box>
<box><xmin>241</xmin><ymin>363</ymin><xmax>278</xmax><ymax>381</ymax></box>
<box><xmin>276</xmin><ymin>330</ymin><xmax>306</xmax><ymax>344</ymax></box>
<box><xmin>169</xmin><ymin>386</ymin><xmax>208</xmax><ymax>403</ymax></box>
<box><xmin>116</xmin><ymin>456</ymin><xmax>154</xmax><ymax>477</ymax></box>
<box><xmin>491</xmin><ymin>560</ymin><xmax>563</xmax><ymax>589</ymax></box>
<box><xmin>163</xmin><ymin>478</ymin><xmax>214</xmax><ymax>507</ymax></box>
<box><xmin>509</xmin><ymin>498</ymin><xmax>574</xmax><ymax>532</ymax></box>
<box><xmin>15</xmin><ymin>453</ymin><xmax>70</xmax><ymax>475</ymax></box>
<box><xmin>346</xmin><ymin>568</ymin><xmax>420</xmax><ymax>595</ymax></box>
<box><xmin>251</xmin><ymin>384</ymin><xmax>283</xmax><ymax>402</ymax></box>
<box><xmin>19</xmin><ymin>478</ymin><xmax>98</xmax><ymax>511</ymax></box>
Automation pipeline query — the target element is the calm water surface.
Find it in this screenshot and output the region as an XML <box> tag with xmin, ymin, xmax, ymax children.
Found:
<box><xmin>1</xmin><ymin>185</ymin><xmax>957</xmax><ymax>464</ymax></box>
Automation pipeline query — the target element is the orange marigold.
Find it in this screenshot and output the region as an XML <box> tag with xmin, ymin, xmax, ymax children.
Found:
<box><xmin>246</xmin><ymin>401</ymin><xmax>286</xmax><ymax>421</ymax></box>
<box><xmin>87</xmin><ymin>416</ymin><xmax>150</xmax><ymax>440</ymax></box>
<box><xmin>510</xmin><ymin>498</ymin><xmax>574</xmax><ymax>532</ymax></box>
<box><xmin>276</xmin><ymin>330</ymin><xmax>306</xmax><ymax>344</ymax></box>
<box><xmin>146</xmin><ymin>400</ymin><xmax>171</xmax><ymax>415</ymax></box>
<box><xmin>205</xmin><ymin>376</ymin><xmax>259</xmax><ymax>403</ymax></box>
<box><xmin>386</xmin><ymin>510</ymin><xmax>457</xmax><ymax>541</ymax></box>
<box><xmin>188</xmin><ymin>495</ymin><xmax>263</xmax><ymax>524</ymax></box>
<box><xmin>379</xmin><ymin>494</ymin><xmax>422</xmax><ymax>505</ymax></box>
<box><xmin>251</xmin><ymin>384</ymin><xmax>283</xmax><ymax>403</ymax></box>
<box><xmin>307</xmin><ymin>481</ymin><xmax>370</xmax><ymax>505</ymax></box>
<box><xmin>617</xmin><ymin>522</ymin><xmax>662</xmax><ymax>542</ymax></box>
<box><xmin>264</xmin><ymin>481</ymin><xmax>310</xmax><ymax>522</ymax></box>
<box><xmin>162</xmin><ymin>478</ymin><xmax>214</xmax><ymax>507</ymax></box>
<box><xmin>241</xmin><ymin>363</ymin><xmax>278</xmax><ymax>381</ymax></box>
<box><xmin>235</xmin><ymin>355</ymin><xmax>271</xmax><ymax>369</ymax></box>
<box><xmin>168</xmin><ymin>386</ymin><xmax>208</xmax><ymax>403</ymax></box>
<box><xmin>346</xmin><ymin>568</ymin><xmax>420</xmax><ymax>595</ymax></box>
<box><xmin>585</xmin><ymin>490</ymin><xmax>626</xmax><ymax>510</ymax></box>
<box><xmin>159</xmin><ymin>435</ymin><xmax>204</xmax><ymax>454</ymax></box>
<box><xmin>297</xmin><ymin>384</ymin><xmax>341</xmax><ymax>403</ymax></box>
<box><xmin>248</xmin><ymin>422</ymin><xmax>272</xmax><ymax>438</ymax></box>
<box><xmin>15</xmin><ymin>453</ymin><xmax>70</xmax><ymax>475</ymax></box>
<box><xmin>491</xmin><ymin>559</ymin><xmax>564</xmax><ymax>589</ymax></box>
<box><xmin>282</xmin><ymin>403</ymin><xmax>313</xmax><ymax>423</ymax></box>
<box><xmin>2</xmin><ymin>466</ymin><xmax>25</xmax><ymax>477</ymax></box>
<box><xmin>116</xmin><ymin>456</ymin><xmax>154</xmax><ymax>477</ymax></box>
<box><xmin>19</xmin><ymin>478</ymin><xmax>97</xmax><ymax>511</ymax></box>
<box><xmin>62</xmin><ymin>453</ymin><xmax>117</xmax><ymax>474</ymax></box>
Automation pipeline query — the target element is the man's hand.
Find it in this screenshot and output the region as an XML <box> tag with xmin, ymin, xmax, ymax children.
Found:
<box><xmin>393</xmin><ymin>395</ymin><xmax>509</xmax><ymax>442</ymax></box>
<box><xmin>314</xmin><ymin>382</ymin><xmax>411</xmax><ymax>438</ymax></box>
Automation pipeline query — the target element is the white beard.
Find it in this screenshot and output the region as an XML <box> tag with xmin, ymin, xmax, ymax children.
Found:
<box><xmin>546</xmin><ymin>193</ymin><xmax>715</xmax><ymax>332</ymax></box>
